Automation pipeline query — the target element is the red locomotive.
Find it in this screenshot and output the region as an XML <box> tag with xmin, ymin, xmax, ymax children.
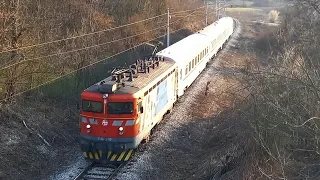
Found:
<box><xmin>80</xmin><ymin>55</ymin><xmax>177</xmax><ymax>163</ymax></box>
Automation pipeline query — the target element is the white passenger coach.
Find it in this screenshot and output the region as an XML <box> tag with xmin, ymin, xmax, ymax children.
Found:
<box><xmin>157</xmin><ymin>17</ymin><xmax>234</xmax><ymax>97</ymax></box>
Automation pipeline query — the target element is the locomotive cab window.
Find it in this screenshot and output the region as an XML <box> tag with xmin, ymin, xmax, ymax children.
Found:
<box><xmin>107</xmin><ymin>102</ymin><xmax>134</xmax><ymax>114</ymax></box>
<box><xmin>82</xmin><ymin>100</ymin><xmax>103</xmax><ymax>113</ymax></box>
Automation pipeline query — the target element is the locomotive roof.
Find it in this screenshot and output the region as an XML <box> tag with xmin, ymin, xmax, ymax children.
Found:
<box><xmin>85</xmin><ymin>58</ymin><xmax>176</xmax><ymax>94</ymax></box>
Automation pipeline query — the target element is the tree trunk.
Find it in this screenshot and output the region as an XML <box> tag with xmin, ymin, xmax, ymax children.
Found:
<box><xmin>4</xmin><ymin>0</ymin><xmax>21</xmax><ymax>103</ymax></box>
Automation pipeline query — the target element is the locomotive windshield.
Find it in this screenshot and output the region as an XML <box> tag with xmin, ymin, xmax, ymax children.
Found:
<box><xmin>107</xmin><ymin>102</ymin><xmax>134</xmax><ymax>114</ymax></box>
<box><xmin>82</xmin><ymin>100</ymin><xmax>104</xmax><ymax>113</ymax></box>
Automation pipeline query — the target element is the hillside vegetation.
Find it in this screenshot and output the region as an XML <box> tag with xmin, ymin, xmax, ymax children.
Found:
<box><xmin>0</xmin><ymin>0</ymin><xmax>207</xmax><ymax>179</ymax></box>
<box><xmin>231</xmin><ymin>1</ymin><xmax>320</xmax><ymax>179</ymax></box>
<box><xmin>0</xmin><ymin>0</ymin><xmax>206</xmax><ymax>102</ymax></box>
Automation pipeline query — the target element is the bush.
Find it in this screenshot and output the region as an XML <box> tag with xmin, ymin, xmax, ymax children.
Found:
<box><xmin>268</xmin><ymin>10</ymin><xmax>279</xmax><ymax>23</ymax></box>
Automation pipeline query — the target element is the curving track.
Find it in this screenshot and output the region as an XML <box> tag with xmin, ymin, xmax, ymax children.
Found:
<box><xmin>74</xmin><ymin>163</ymin><xmax>126</xmax><ymax>180</ymax></box>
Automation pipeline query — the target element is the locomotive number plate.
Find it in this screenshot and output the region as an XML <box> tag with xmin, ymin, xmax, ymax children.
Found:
<box><xmin>102</xmin><ymin>120</ymin><xmax>108</xmax><ymax>126</ymax></box>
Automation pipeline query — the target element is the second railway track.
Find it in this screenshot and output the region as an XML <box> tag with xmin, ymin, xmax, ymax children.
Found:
<box><xmin>74</xmin><ymin>162</ymin><xmax>125</xmax><ymax>180</ymax></box>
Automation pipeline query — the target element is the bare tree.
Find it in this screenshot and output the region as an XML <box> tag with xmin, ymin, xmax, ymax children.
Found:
<box><xmin>240</xmin><ymin>1</ymin><xmax>320</xmax><ymax>178</ymax></box>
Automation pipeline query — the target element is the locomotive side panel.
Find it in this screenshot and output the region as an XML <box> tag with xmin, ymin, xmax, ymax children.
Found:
<box><xmin>137</xmin><ymin>67</ymin><xmax>177</xmax><ymax>141</ymax></box>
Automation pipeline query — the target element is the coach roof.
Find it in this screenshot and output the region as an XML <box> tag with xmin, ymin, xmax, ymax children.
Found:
<box><xmin>156</xmin><ymin>17</ymin><xmax>233</xmax><ymax>66</ymax></box>
<box><xmin>156</xmin><ymin>33</ymin><xmax>209</xmax><ymax>66</ymax></box>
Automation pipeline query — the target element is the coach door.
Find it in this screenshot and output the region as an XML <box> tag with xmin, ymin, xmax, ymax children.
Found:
<box><xmin>175</xmin><ymin>68</ymin><xmax>179</xmax><ymax>99</ymax></box>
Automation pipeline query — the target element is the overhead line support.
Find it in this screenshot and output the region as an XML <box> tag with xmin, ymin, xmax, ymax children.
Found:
<box><xmin>205</xmin><ymin>1</ymin><xmax>208</xmax><ymax>26</ymax></box>
<box><xmin>167</xmin><ymin>8</ymin><xmax>170</xmax><ymax>47</ymax></box>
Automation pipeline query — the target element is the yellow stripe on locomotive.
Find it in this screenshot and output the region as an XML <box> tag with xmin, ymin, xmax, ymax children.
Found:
<box><xmin>83</xmin><ymin>150</ymin><xmax>134</xmax><ymax>162</ymax></box>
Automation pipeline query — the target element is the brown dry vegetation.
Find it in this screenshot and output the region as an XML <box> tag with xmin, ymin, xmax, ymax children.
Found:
<box><xmin>0</xmin><ymin>0</ymin><xmax>205</xmax><ymax>101</ymax></box>
<box><xmin>0</xmin><ymin>0</ymin><xmax>210</xmax><ymax>180</ymax></box>
<box><xmin>223</xmin><ymin>1</ymin><xmax>320</xmax><ymax>179</ymax></box>
<box><xmin>2</xmin><ymin>0</ymin><xmax>318</xmax><ymax>179</ymax></box>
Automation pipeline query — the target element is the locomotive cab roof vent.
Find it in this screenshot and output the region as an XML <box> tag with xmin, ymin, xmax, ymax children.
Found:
<box><xmin>98</xmin><ymin>82</ymin><xmax>118</xmax><ymax>94</ymax></box>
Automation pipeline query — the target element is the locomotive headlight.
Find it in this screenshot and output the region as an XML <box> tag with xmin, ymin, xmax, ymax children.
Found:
<box><xmin>119</xmin><ymin>126</ymin><xmax>124</xmax><ymax>135</ymax></box>
<box><xmin>86</xmin><ymin>124</ymin><xmax>91</xmax><ymax>133</ymax></box>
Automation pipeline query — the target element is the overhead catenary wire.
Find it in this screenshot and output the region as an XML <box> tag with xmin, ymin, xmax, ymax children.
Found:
<box><xmin>170</xmin><ymin>10</ymin><xmax>203</xmax><ymax>26</ymax></box>
<box><xmin>0</xmin><ymin>9</ymin><xmax>207</xmax><ymax>71</ymax></box>
<box><xmin>170</xmin><ymin>5</ymin><xmax>206</xmax><ymax>15</ymax></box>
<box><xmin>0</xmin><ymin>24</ymin><xmax>168</xmax><ymax>71</ymax></box>
<box><xmin>0</xmin><ymin>18</ymin><xmax>207</xmax><ymax>102</ymax></box>
<box><xmin>0</xmin><ymin>13</ymin><xmax>168</xmax><ymax>54</ymax></box>
<box><xmin>170</xmin><ymin>10</ymin><xmax>205</xmax><ymax>18</ymax></box>
<box><xmin>0</xmin><ymin>7</ymin><xmax>225</xmax><ymax>72</ymax></box>
<box><xmin>0</xmin><ymin>6</ymin><xmax>212</xmax><ymax>55</ymax></box>
<box><xmin>169</xmin><ymin>4</ymin><xmax>222</xmax><ymax>16</ymax></box>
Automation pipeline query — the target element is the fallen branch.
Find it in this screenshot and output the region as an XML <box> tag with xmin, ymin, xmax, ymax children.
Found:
<box><xmin>37</xmin><ymin>132</ymin><xmax>51</xmax><ymax>147</ymax></box>
<box><xmin>6</xmin><ymin>106</ymin><xmax>51</xmax><ymax>147</ymax></box>
<box><xmin>22</xmin><ymin>120</ymin><xmax>32</xmax><ymax>134</ymax></box>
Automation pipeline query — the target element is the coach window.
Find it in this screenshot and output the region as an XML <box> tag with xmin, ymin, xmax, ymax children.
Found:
<box><xmin>189</xmin><ymin>62</ymin><xmax>191</xmax><ymax>71</ymax></box>
<box><xmin>180</xmin><ymin>69</ymin><xmax>182</xmax><ymax>80</ymax></box>
<box><xmin>185</xmin><ymin>66</ymin><xmax>188</xmax><ymax>75</ymax></box>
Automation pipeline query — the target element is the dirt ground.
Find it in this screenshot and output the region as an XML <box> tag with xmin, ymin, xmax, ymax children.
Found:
<box><xmin>115</xmin><ymin>8</ymin><xmax>280</xmax><ymax>180</ymax></box>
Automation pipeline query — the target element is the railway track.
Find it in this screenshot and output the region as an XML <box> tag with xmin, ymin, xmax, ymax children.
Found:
<box><xmin>74</xmin><ymin>162</ymin><xmax>125</xmax><ymax>180</ymax></box>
